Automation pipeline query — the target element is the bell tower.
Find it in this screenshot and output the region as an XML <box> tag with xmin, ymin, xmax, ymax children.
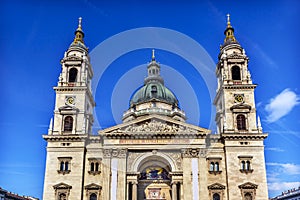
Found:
<box><xmin>214</xmin><ymin>14</ymin><xmax>268</xmax><ymax>199</ymax></box>
<box><xmin>214</xmin><ymin>14</ymin><xmax>260</xmax><ymax>135</ymax></box>
<box><xmin>49</xmin><ymin>17</ymin><xmax>95</xmax><ymax>136</ymax></box>
<box><xmin>43</xmin><ymin>18</ymin><xmax>96</xmax><ymax>200</ymax></box>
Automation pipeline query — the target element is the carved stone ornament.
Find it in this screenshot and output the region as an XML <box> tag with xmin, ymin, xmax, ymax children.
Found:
<box><xmin>111</xmin><ymin>149</ymin><xmax>127</xmax><ymax>158</ymax></box>
<box><xmin>103</xmin><ymin>149</ymin><xmax>112</xmax><ymax>158</ymax></box>
<box><xmin>127</xmin><ymin>152</ymin><xmax>144</xmax><ymax>171</ymax></box>
<box><xmin>181</xmin><ymin>148</ymin><xmax>200</xmax><ymax>158</ymax></box>
<box><xmin>112</xmin><ymin>120</ymin><xmax>198</xmax><ymax>134</ymax></box>
<box><xmin>168</xmin><ymin>152</ymin><xmax>182</xmax><ymax>170</ymax></box>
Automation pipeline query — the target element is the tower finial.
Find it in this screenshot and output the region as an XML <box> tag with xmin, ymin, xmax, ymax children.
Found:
<box><xmin>78</xmin><ymin>17</ymin><xmax>82</xmax><ymax>29</ymax></box>
<box><xmin>73</xmin><ymin>17</ymin><xmax>85</xmax><ymax>44</ymax></box>
<box><xmin>152</xmin><ymin>49</ymin><xmax>155</xmax><ymax>61</ymax></box>
<box><xmin>227</xmin><ymin>14</ymin><xmax>231</xmax><ymax>27</ymax></box>
<box><xmin>224</xmin><ymin>13</ymin><xmax>236</xmax><ymax>43</ymax></box>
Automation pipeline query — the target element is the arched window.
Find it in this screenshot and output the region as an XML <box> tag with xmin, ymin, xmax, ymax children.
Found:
<box><xmin>90</xmin><ymin>162</ymin><xmax>94</xmax><ymax>172</ymax></box>
<box><xmin>90</xmin><ymin>193</ymin><xmax>97</xmax><ymax>200</ymax></box>
<box><xmin>60</xmin><ymin>161</ymin><xmax>64</xmax><ymax>171</ymax></box>
<box><xmin>232</xmin><ymin>66</ymin><xmax>241</xmax><ymax>80</ymax></box>
<box><xmin>241</xmin><ymin>161</ymin><xmax>246</xmax><ymax>170</ymax></box>
<box><xmin>59</xmin><ymin>193</ymin><xmax>67</xmax><ymax>200</ymax></box>
<box><xmin>95</xmin><ymin>163</ymin><xmax>99</xmax><ymax>172</ymax></box>
<box><xmin>213</xmin><ymin>193</ymin><xmax>220</xmax><ymax>200</ymax></box>
<box><xmin>64</xmin><ymin>116</ymin><xmax>73</xmax><ymax>132</ymax></box>
<box><xmin>246</xmin><ymin>161</ymin><xmax>251</xmax><ymax>171</ymax></box>
<box><xmin>65</xmin><ymin>161</ymin><xmax>69</xmax><ymax>171</ymax></box>
<box><xmin>215</xmin><ymin>162</ymin><xmax>219</xmax><ymax>172</ymax></box>
<box><xmin>244</xmin><ymin>193</ymin><xmax>252</xmax><ymax>200</ymax></box>
<box><xmin>210</xmin><ymin>162</ymin><xmax>214</xmax><ymax>171</ymax></box>
<box><xmin>69</xmin><ymin>68</ymin><xmax>78</xmax><ymax>82</ymax></box>
<box><xmin>237</xmin><ymin>115</ymin><xmax>246</xmax><ymax>130</ymax></box>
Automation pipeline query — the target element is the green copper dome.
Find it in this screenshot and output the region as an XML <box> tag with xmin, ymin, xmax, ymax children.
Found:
<box><xmin>130</xmin><ymin>82</ymin><xmax>178</xmax><ymax>106</ymax></box>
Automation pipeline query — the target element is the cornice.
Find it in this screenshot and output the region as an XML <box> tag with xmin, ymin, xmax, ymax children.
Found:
<box><xmin>221</xmin><ymin>133</ymin><xmax>268</xmax><ymax>140</ymax></box>
<box><xmin>43</xmin><ymin>134</ymin><xmax>88</xmax><ymax>142</ymax></box>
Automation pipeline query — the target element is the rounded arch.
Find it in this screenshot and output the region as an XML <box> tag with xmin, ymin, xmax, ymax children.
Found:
<box><xmin>131</xmin><ymin>152</ymin><xmax>177</xmax><ymax>172</ymax></box>
<box><xmin>69</xmin><ymin>67</ymin><xmax>78</xmax><ymax>82</ymax></box>
<box><xmin>237</xmin><ymin>114</ymin><xmax>246</xmax><ymax>130</ymax></box>
<box><xmin>89</xmin><ymin>193</ymin><xmax>97</xmax><ymax>200</ymax></box>
<box><xmin>64</xmin><ymin>116</ymin><xmax>73</xmax><ymax>132</ymax></box>
<box><xmin>231</xmin><ymin>65</ymin><xmax>241</xmax><ymax>80</ymax></box>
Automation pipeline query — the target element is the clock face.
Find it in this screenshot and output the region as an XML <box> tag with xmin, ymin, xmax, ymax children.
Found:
<box><xmin>66</xmin><ymin>96</ymin><xmax>75</xmax><ymax>105</ymax></box>
<box><xmin>235</xmin><ymin>94</ymin><xmax>244</xmax><ymax>103</ymax></box>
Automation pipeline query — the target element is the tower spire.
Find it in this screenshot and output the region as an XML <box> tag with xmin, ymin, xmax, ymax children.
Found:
<box><xmin>152</xmin><ymin>49</ymin><xmax>155</xmax><ymax>61</ymax></box>
<box><xmin>224</xmin><ymin>14</ymin><xmax>236</xmax><ymax>43</ymax></box>
<box><xmin>73</xmin><ymin>17</ymin><xmax>85</xmax><ymax>44</ymax></box>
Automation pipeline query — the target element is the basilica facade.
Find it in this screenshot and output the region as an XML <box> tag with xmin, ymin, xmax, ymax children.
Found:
<box><xmin>43</xmin><ymin>16</ymin><xmax>268</xmax><ymax>200</ymax></box>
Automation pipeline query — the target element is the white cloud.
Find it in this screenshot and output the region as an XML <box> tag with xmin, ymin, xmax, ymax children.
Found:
<box><xmin>265</xmin><ymin>147</ymin><xmax>284</xmax><ymax>152</ymax></box>
<box><xmin>268</xmin><ymin>181</ymin><xmax>300</xmax><ymax>192</ymax></box>
<box><xmin>265</xmin><ymin>89</ymin><xmax>300</xmax><ymax>123</ymax></box>
<box><xmin>267</xmin><ymin>162</ymin><xmax>300</xmax><ymax>175</ymax></box>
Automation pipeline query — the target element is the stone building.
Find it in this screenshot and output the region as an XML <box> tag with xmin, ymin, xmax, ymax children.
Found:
<box><xmin>43</xmin><ymin>16</ymin><xmax>269</xmax><ymax>200</ymax></box>
<box><xmin>0</xmin><ymin>187</ymin><xmax>39</xmax><ymax>200</ymax></box>
<box><xmin>270</xmin><ymin>186</ymin><xmax>300</xmax><ymax>200</ymax></box>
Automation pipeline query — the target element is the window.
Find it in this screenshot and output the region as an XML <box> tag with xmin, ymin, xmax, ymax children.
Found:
<box><xmin>246</xmin><ymin>161</ymin><xmax>251</xmax><ymax>171</ymax></box>
<box><xmin>239</xmin><ymin>156</ymin><xmax>253</xmax><ymax>173</ymax></box>
<box><xmin>151</xmin><ymin>85</ymin><xmax>157</xmax><ymax>93</ymax></box>
<box><xmin>151</xmin><ymin>85</ymin><xmax>157</xmax><ymax>98</ymax></box>
<box><xmin>210</xmin><ymin>162</ymin><xmax>214</xmax><ymax>171</ymax></box>
<box><xmin>208</xmin><ymin>183</ymin><xmax>225</xmax><ymax>200</ymax></box>
<box><xmin>210</xmin><ymin>162</ymin><xmax>220</xmax><ymax>172</ymax></box>
<box><xmin>88</xmin><ymin>158</ymin><xmax>101</xmax><ymax>175</ymax></box>
<box><xmin>232</xmin><ymin>66</ymin><xmax>241</xmax><ymax>80</ymax></box>
<box><xmin>207</xmin><ymin>157</ymin><xmax>222</xmax><ymax>175</ymax></box>
<box><xmin>237</xmin><ymin>115</ymin><xmax>246</xmax><ymax>130</ymax></box>
<box><xmin>68</xmin><ymin>68</ymin><xmax>78</xmax><ymax>82</ymax></box>
<box><xmin>59</xmin><ymin>193</ymin><xmax>67</xmax><ymax>200</ymax></box>
<box><xmin>90</xmin><ymin>193</ymin><xmax>97</xmax><ymax>200</ymax></box>
<box><xmin>53</xmin><ymin>183</ymin><xmax>72</xmax><ymax>200</ymax></box>
<box><xmin>85</xmin><ymin>184</ymin><xmax>101</xmax><ymax>200</ymax></box>
<box><xmin>58</xmin><ymin>157</ymin><xmax>72</xmax><ymax>174</ymax></box>
<box><xmin>244</xmin><ymin>193</ymin><xmax>252</xmax><ymax>200</ymax></box>
<box><xmin>213</xmin><ymin>193</ymin><xmax>220</xmax><ymax>200</ymax></box>
<box><xmin>238</xmin><ymin>182</ymin><xmax>257</xmax><ymax>200</ymax></box>
<box><xmin>64</xmin><ymin>116</ymin><xmax>73</xmax><ymax>132</ymax></box>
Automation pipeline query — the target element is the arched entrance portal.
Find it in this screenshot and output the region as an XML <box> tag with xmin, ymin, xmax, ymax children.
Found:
<box><xmin>134</xmin><ymin>155</ymin><xmax>176</xmax><ymax>200</ymax></box>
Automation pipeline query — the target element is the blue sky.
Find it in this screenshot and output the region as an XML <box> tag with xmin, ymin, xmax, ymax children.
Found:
<box><xmin>1</xmin><ymin>0</ymin><xmax>300</xmax><ymax>199</ymax></box>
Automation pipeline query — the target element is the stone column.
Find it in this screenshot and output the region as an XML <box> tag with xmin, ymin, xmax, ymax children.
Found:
<box><xmin>180</xmin><ymin>181</ymin><xmax>184</xmax><ymax>200</ymax></box>
<box><xmin>132</xmin><ymin>181</ymin><xmax>138</xmax><ymax>200</ymax></box>
<box><xmin>198</xmin><ymin>149</ymin><xmax>208</xmax><ymax>199</ymax></box>
<box><xmin>116</xmin><ymin>149</ymin><xmax>127</xmax><ymax>200</ymax></box>
<box><xmin>181</xmin><ymin>148</ymin><xmax>200</xmax><ymax>200</ymax></box>
<box><xmin>172</xmin><ymin>182</ymin><xmax>177</xmax><ymax>200</ymax></box>
<box><xmin>102</xmin><ymin>149</ymin><xmax>112</xmax><ymax>200</ymax></box>
<box><xmin>126</xmin><ymin>182</ymin><xmax>129</xmax><ymax>200</ymax></box>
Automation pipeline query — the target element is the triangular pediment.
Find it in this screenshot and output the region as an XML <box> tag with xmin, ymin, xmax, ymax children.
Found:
<box><xmin>85</xmin><ymin>183</ymin><xmax>102</xmax><ymax>190</ymax></box>
<box><xmin>62</xmin><ymin>55</ymin><xmax>82</xmax><ymax>62</ymax></box>
<box><xmin>59</xmin><ymin>105</ymin><xmax>78</xmax><ymax>111</ymax></box>
<box><xmin>53</xmin><ymin>182</ymin><xmax>72</xmax><ymax>190</ymax></box>
<box><xmin>208</xmin><ymin>183</ymin><xmax>226</xmax><ymax>190</ymax></box>
<box><xmin>230</xmin><ymin>103</ymin><xmax>251</xmax><ymax>111</ymax></box>
<box><xmin>98</xmin><ymin>114</ymin><xmax>210</xmax><ymax>137</ymax></box>
<box><xmin>58</xmin><ymin>105</ymin><xmax>79</xmax><ymax>114</ymax></box>
<box><xmin>238</xmin><ymin>182</ymin><xmax>258</xmax><ymax>189</ymax></box>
